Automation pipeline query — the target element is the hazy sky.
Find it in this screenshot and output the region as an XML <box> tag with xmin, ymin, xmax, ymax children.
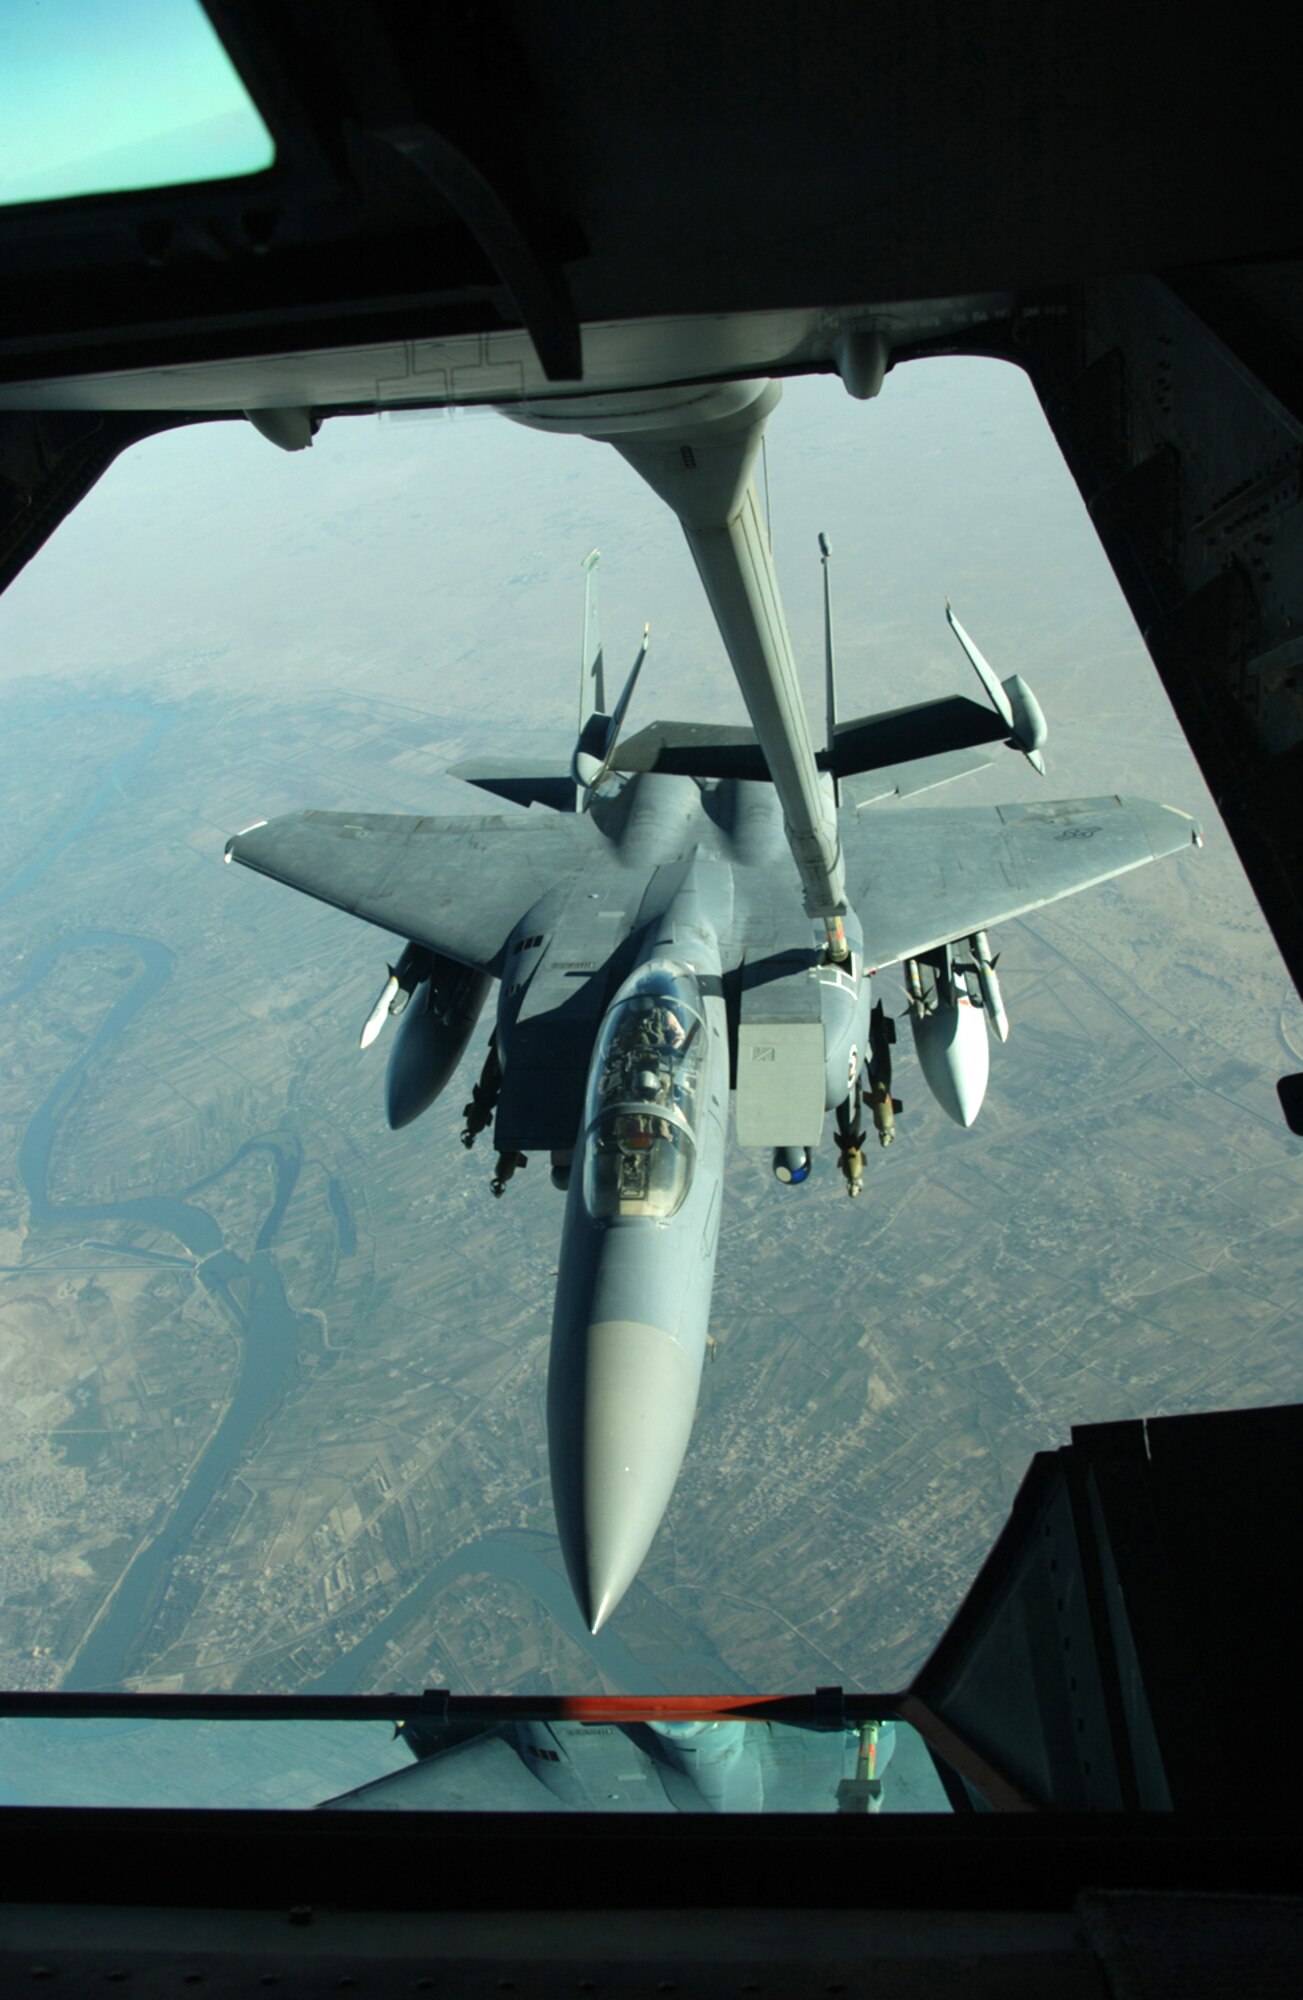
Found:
<box><xmin>3</xmin><ymin>357</ymin><xmax>1203</xmax><ymax>804</ymax></box>
<box><xmin>2</xmin><ymin>352</ymin><xmax>1295</xmax><ymax>1765</ymax></box>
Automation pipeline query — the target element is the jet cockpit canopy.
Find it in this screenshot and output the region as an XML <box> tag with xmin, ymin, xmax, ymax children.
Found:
<box><xmin>582</xmin><ymin>963</ymin><xmax>706</xmax><ymax>1221</ymax></box>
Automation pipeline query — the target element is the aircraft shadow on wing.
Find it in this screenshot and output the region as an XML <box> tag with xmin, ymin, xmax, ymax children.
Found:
<box><xmin>226</xmin><ymin>380</ymin><xmax>1202</xmax><ymax>1632</ymax></box>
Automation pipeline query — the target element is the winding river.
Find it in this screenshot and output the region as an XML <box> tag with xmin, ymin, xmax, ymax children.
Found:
<box><xmin>4</xmin><ymin>708</ymin><xmax>736</xmax><ymax>1694</ymax></box>
<box><xmin>6</xmin><ymin>931</ymin><xmax>309</xmax><ymax>1687</ymax></box>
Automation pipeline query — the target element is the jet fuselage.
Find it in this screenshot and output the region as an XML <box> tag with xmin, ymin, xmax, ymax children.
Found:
<box><xmin>488</xmin><ymin>777</ymin><xmax>868</xmax><ymax>1628</ymax></box>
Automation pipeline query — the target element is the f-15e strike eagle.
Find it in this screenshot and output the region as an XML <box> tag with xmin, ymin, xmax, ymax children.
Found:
<box><xmin>226</xmin><ymin>379</ymin><xmax>1201</xmax><ymax>1633</ymax></box>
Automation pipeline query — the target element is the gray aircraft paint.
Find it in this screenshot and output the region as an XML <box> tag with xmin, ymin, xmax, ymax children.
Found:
<box><xmin>229</xmin><ymin>769</ymin><xmax>1197</xmax><ymax>1632</ymax></box>
<box><xmin>548</xmin><ymin>860</ymin><xmax>732</xmax><ymax>1630</ymax></box>
<box><xmin>320</xmin><ymin>1715</ymin><xmax>902</xmax><ymax>1815</ymax></box>
<box><xmin>226</xmin><ymin>377</ymin><xmax>1201</xmax><ymax>1630</ymax></box>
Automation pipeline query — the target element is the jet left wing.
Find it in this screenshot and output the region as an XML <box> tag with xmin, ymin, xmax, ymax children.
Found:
<box><xmin>843</xmin><ymin>795</ymin><xmax>1201</xmax><ymax>968</ymax></box>
<box><xmin>226</xmin><ymin>809</ymin><xmax>597</xmax><ymax>972</ymax></box>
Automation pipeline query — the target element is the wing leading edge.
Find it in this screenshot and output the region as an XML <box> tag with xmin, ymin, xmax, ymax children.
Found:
<box><xmin>842</xmin><ymin>795</ymin><xmax>1202</xmax><ymax>969</ymax></box>
<box><xmin>226</xmin><ymin>794</ymin><xmax>1200</xmax><ymax>984</ymax></box>
<box><xmin>225</xmin><ymin>809</ymin><xmax>598</xmax><ymax>972</ymax></box>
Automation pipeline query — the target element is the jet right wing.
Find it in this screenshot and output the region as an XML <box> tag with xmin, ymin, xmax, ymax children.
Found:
<box><xmin>842</xmin><ymin>794</ymin><xmax>1202</xmax><ymax>969</ymax></box>
<box><xmin>226</xmin><ymin>808</ymin><xmax>599</xmax><ymax>972</ymax></box>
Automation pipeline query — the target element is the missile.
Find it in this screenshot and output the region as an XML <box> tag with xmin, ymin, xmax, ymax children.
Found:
<box><xmin>968</xmin><ymin>930</ymin><xmax>1009</xmax><ymax>1043</ymax></box>
<box><xmin>360</xmin><ymin>974</ymin><xmax>400</xmax><ymax>1049</ymax></box>
<box><xmin>359</xmin><ymin>942</ymin><xmax>434</xmax><ymax>1052</ymax></box>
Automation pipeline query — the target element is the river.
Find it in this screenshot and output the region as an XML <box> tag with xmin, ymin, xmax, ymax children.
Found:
<box><xmin>13</xmin><ymin>931</ymin><xmax>733</xmax><ymax>1693</ymax></box>
<box><xmin>4</xmin><ymin>704</ymin><xmax>735</xmax><ymax>1695</ymax></box>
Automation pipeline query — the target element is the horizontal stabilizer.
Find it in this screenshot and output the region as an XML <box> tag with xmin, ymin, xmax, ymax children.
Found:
<box><xmin>613</xmin><ymin>718</ymin><xmax>768</xmax><ymax>780</ymax></box>
<box><xmin>447</xmin><ymin>757</ymin><xmax>576</xmax><ymax>812</ymax></box>
<box><xmin>829</xmin><ymin>695</ymin><xmax>1010</xmax><ymax>776</ymax></box>
<box><xmin>614</xmin><ymin>692</ymin><xmax>1011</xmax><ymax>786</ymax></box>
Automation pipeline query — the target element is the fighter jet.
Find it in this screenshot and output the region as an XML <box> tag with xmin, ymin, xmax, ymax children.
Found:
<box><xmin>225</xmin><ymin>379</ymin><xmax>1201</xmax><ymax>1632</ymax></box>
<box><xmin>319</xmin><ymin>1712</ymin><xmax>898</xmax><ymax>1815</ymax></box>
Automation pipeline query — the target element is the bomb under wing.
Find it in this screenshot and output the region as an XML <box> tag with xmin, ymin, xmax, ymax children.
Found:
<box><xmin>225</xmin><ymin>380</ymin><xmax>1202</xmax><ymax>1630</ymax></box>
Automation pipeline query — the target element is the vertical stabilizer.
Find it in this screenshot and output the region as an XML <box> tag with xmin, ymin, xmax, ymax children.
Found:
<box><xmin>945</xmin><ymin>600</ymin><xmax>1048</xmax><ymax>774</ymax></box>
<box><xmin>819</xmin><ymin>531</ymin><xmax>839</xmax><ymax>806</ymax></box>
<box><xmin>581</xmin><ymin>548</ymin><xmax>604</xmax><ymax>728</ymax></box>
<box><xmin>503</xmin><ymin>381</ymin><xmax>849</xmax><ymax>954</ymax></box>
<box><xmin>761</xmin><ymin>435</ymin><xmax>773</xmax><ymax>553</ymax></box>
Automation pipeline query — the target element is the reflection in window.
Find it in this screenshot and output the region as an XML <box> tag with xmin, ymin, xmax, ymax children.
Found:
<box><xmin>582</xmin><ymin>964</ymin><xmax>705</xmax><ymax>1221</ymax></box>
<box><xmin>0</xmin><ymin>1712</ymin><xmax>953</xmax><ymax>1811</ymax></box>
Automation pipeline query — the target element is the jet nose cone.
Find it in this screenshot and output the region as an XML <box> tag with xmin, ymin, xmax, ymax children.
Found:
<box><xmin>549</xmin><ymin>1318</ymin><xmax>702</xmax><ymax>1633</ymax></box>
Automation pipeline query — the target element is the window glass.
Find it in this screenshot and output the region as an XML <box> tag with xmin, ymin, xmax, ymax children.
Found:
<box><xmin>582</xmin><ymin>964</ymin><xmax>706</xmax><ymax>1220</ymax></box>
<box><xmin>584</xmin><ymin>1111</ymin><xmax>696</xmax><ymax>1221</ymax></box>
<box><xmin>0</xmin><ymin>1712</ymin><xmax>951</xmax><ymax>1812</ymax></box>
<box><xmin>0</xmin><ymin>0</ymin><xmax>275</xmax><ymax>208</ymax></box>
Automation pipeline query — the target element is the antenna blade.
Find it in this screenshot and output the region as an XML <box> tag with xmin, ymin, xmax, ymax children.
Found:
<box><xmin>945</xmin><ymin>600</ymin><xmax>1014</xmax><ymax>731</ymax></box>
